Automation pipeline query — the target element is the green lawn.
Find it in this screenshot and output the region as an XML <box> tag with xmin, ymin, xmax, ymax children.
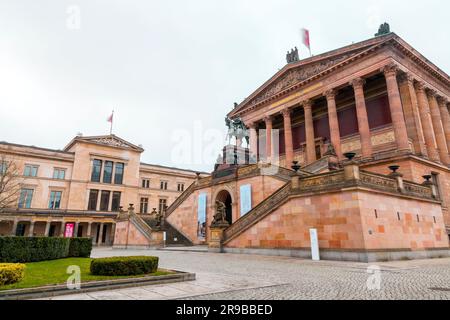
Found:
<box><xmin>0</xmin><ymin>258</ymin><xmax>171</xmax><ymax>291</ymax></box>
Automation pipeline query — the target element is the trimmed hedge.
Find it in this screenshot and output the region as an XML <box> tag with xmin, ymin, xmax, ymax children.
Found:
<box><xmin>0</xmin><ymin>237</ymin><xmax>93</xmax><ymax>263</ymax></box>
<box><xmin>90</xmin><ymin>256</ymin><xmax>159</xmax><ymax>276</ymax></box>
<box><xmin>0</xmin><ymin>263</ymin><xmax>26</xmax><ymax>285</ymax></box>
<box><xmin>69</xmin><ymin>238</ymin><xmax>92</xmax><ymax>258</ymax></box>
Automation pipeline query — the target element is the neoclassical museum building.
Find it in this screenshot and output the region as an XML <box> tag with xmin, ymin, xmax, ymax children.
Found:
<box><xmin>149</xmin><ymin>29</ymin><xmax>450</xmax><ymax>262</ymax></box>
<box><xmin>2</xmin><ymin>27</ymin><xmax>450</xmax><ymax>262</ymax></box>
<box><xmin>0</xmin><ymin>134</ymin><xmax>207</xmax><ymax>245</ymax></box>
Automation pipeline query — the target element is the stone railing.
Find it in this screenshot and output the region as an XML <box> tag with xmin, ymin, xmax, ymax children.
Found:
<box><xmin>129</xmin><ymin>211</ymin><xmax>155</xmax><ymax>241</ymax></box>
<box><xmin>402</xmin><ymin>181</ymin><xmax>434</xmax><ymax>199</ymax></box>
<box><xmin>221</xmin><ymin>166</ymin><xmax>437</xmax><ymax>245</ymax></box>
<box><xmin>222</xmin><ymin>182</ymin><xmax>292</xmax><ymax>244</ymax></box>
<box><xmin>297</xmin><ymin>170</ymin><xmax>346</xmax><ymax>192</ymax></box>
<box><xmin>359</xmin><ymin>170</ymin><xmax>435</xmax><ymax>200</ymax></box>
<box><xmin>359</xmin><ymin>171</ymin><xmax>398</xmax><ymax>193</ymax></box>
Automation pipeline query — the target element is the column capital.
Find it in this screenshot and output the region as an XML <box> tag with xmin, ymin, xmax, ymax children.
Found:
<box><xmin>398</xmin><ymin>72</ymin><xmax>415</xmax><ymax>85</ymax></box>
<box><xmin>427</xmin><ymin>89</ymin><xmax>438</xmax><ymax>98</ymax></box>
<box><xmin>350</xmin><ymin>78</ymin><xmax>366</xmax><ymax>89</ymax></box>
<box><xmin>281</xmin><ymin>108</ymin><xmax>292</xmax><ymax>117</ymax></box>
<box><xmin>324</xmin><ymin>89</ymin><xmax>336</xmax><ymax>100</ymax></box>
<box><xmin>263</xmin><ymin>116</ymin><xmax>273</xmax><ymax>124</ymax></box>
<box><xmin>381</xmin><ymin>63</ymin><xmax>399</xmax><ymax>77</ymax></box>
<box><xmin>246</xmin><ymin>121</ymin><xmax>257</xmax><ymax>129</ymax></box>
<box><xmin>414</xmin><ymin>81</ymin><xmax>427</xmax><ymax>92</ymax></box>
<box><xmin>436</xmin><ymin>96</ymin><xmax>448</xmax><ymax>106</ymax></box>
<box><xmin>302</xmin><ymin>99</ymin><xmax>313</xmax><ymax>110</ymax></box>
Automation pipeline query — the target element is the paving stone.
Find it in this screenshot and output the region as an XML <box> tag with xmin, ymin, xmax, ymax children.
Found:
<box><xmin>44</xmin><ymin>247</ymin><xmax>450</xmax><ymax>300</ymax></box>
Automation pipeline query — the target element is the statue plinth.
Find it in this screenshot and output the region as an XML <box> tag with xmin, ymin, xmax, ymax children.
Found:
<box><xmin>208</xmin><ymin>223</ymin><xmax>229</xmax><ymax>253</ymax></box>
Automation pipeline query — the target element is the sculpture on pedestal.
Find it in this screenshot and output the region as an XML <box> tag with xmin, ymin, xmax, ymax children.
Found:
<box><xmin>211</xmin><ymin>200</ymin><xmax>229</xmax><ymax>227</ymax></box>
<box><xmin>225</xmin><ymin>117</ymin><xmax>249</xmax><ymax>147</ymax></box>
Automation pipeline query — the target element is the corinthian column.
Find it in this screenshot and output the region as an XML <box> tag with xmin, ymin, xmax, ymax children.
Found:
<box><xmin>415</xmin><ymin>82</ymin><xmax>440</xmax><ymax>162</ymax></box>
<box><xmin>281</xmin><ymin>109</ymin><xmax>294</xmax><ymax>166</ymax></box>
<box><xmin>303</xmin><ymin>100</ymin><xmax>316</xmax><ymax>164</ymax></box>
<box><xmin>264</xmin><ymin>116</ymin><xmax>273</xmax><ymax>163</ymax></box>
<box><xmin>351</xmin><ymin>78</ymin><xmax>373</xmax><ymax>158</ymax></box>
<box><xmin>428</xmin><ymin>91</ymin><xmax>449</xmax><ymax>165</ymax></box>
<box><xmin>437</xmin><ymin>97</ymin><xmax>450</xmax><ymax>155</ymax></box>
<box><xmin>382</xmin><ymin>64</ymin><xmax>410</xmax><ymax>152</ymax></box>
<box><xmin>247</xmin><ymin>122</ymin><xmax>258</xmax><ymax>160</ymax></box>
<box><xmin>324</xmin><ymin>89</ymin><xmax>342</xmax><ymax>159</ymax></box>
<box><xmin>398</xmin><ymin>74</ymin><xmax>428</xmax><ymax>157</ymax></box>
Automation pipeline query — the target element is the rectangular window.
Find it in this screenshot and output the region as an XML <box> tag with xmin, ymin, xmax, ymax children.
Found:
<box><xmin>16</xmin><ymin>224</ymin><xmax>26</xmax><ymax>237</ymax></box>
<box><xmin>100</xmin><ymin>190</ymin><xmax>111</xmax><ymax>211</ymax></box>
<box><xmin>142</xmin><ymin>179</ymin><xmax>150</xmax><ymax>188</ymax></box>
<box><xmin>160</xmin><ymin>181</ymin><xmax>168</xmax><ymax>190</ymax></box>
<box><xmin>114</xmin><ymin>163</ymin><xmax>124</xmax><ymax>185</ymax></box>
<box><xmin>111</xmin><ymin>191</ymin><xmax>121</xmax><ymax>211</ymax></box>
<box><xmin>177</xmin><ymin>183</ymin><xmax>185</xmax><ymax>192</ymax></box>
<box><xmin>158</xmin><ymin>198</ymin><xmax>167</xmax><ymax>214</ymax></box>
<box><xmin>18</xmin><ymin>188</ymin><xmax>34</xmax><ymax>208</ymax></box>
<box><xmin>91</xmin><ymin>159</ymin><xmax>102</xmax><ymax>182</ymax></box>
<box><xmin>24</xmin><ymin>165</ymin><xmax>38</xmax><ymax>177</ymax></box>
<box><xmin>48</xmin><ymin>191</ymin><xmax>62</xmax><ymax>209</ymax></box>
<box><xmin>140</xmin><ymin>197</ymin><xmax>149</xmax><ymax>214</ymax></box>
<box><xmin>53</xmin><ymin>168</ymin><xmax>66</xmax><ymax>180</ymax></box>
<box><xmin>88</xmin><ymin>189</ymin><xmax>99</xmax><ymax>211</ymax></box>
<box><xmin>103</xmin><ymin>161</ymin><xmax>113</xmax><ymax>184</ymax></box>
<box><xmin>0</xmin><ymin>162</ymin><xmax>6</xmax><ymax>175</ymax></box>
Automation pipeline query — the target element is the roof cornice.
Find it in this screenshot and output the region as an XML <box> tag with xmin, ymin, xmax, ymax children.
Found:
<box><xmin>229</xmin><ymin>33</ymin><xmax>449</xmax><ymax>118</ymax></box>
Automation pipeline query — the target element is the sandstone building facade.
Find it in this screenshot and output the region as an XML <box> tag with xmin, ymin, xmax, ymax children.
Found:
<box><xmin>0</xmin><ymin>135</ymin><xmax>205</xmax><ymax>245</ymax></box>
<box><xmin>159</xmin><ymin>31</ymin><xmax>450</xmax><ymax>261</ymax></box>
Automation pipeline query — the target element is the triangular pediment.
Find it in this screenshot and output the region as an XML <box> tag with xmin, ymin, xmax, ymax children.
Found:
<box><xmin>227</xmin><ymin>32</ymin><xmax>450</xmax><ymax>118</ymax></box>
<box><xmin>64</xmin><ymin>134</ymin><xmax>144</xmax><ymax>152</ymax></box>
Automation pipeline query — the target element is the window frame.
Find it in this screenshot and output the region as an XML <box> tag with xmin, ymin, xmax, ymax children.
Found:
<box><xmin>140</xmin><ymin>197</ymin><xmax>149</xmax><ymax>214</ymax></box>
<box><xmin>87</xmin><ymin>189</ymin><xmax>99</xmax><ymax>211</ymax></box>
<box><xmin>102</xmin><ymin>161</ymin><xmax>114</xmax><ymax>184</ymax></box>
<box><xmin>111</xmin><ymin>191</ymin><xmax>121</xmax><ymax>211</ymax></box>
<box><xmin>114</xmin><ymin>163</ymin><xmax>124</xmax><ymax>185</ymax></box>
<box><xmin>24</xmin><ymin>164</ymin><xmax>39</xmax><ymax>177</ymax></box>
<box><xmin>53</xmin><ymin>168</ymin><xmax>66</xmax><ymax>180</ymax></box>
<box><xmin>48</xmin><ymin>190</ymin><xmax>62</xmax><ymax>209</ymax></box>
<box><xmin>91</xmin><ymin>159</ymin><xmax>102</xmax><ymax>182</ymax></box>
<box><xmin>99</xmin><ymin>190</ymin><xmax>111</xmax><ymax>211</ymax></box>
<box><xmin>158</xmin><ymin>198</ymin><xmax>168</xmax><ymax>214</ymax></box>
<box><xmin>18</xmin><ymin>188</ymin><xmax>34</xmax><ymax>209</ymax></box>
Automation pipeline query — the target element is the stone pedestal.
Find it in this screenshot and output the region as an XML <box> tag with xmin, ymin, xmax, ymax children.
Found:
<box><xmin>208</xmin><ymin>224</ymin><xmax>229</xmax><ymax>253</ymax></box>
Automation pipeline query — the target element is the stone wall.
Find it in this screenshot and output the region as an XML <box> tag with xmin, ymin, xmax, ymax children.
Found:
<box><xmin>225</xmin><ymin>189</ymin><xmax>449</xmax><ymax>252</ymax></box>
<box><xmin>166</xmin><ymin>174</ymin><xmax>286</xmax><ymax>244</ymax></box>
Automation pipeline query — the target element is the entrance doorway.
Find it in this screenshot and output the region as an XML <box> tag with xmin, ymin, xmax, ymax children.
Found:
<box><xmin>215</xmin><ymin>190</ymin><xmax>233</xmax><ymax>225</ymax></box>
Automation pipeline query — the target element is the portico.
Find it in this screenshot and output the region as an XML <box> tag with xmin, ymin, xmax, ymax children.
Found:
<box><xmin>229</xmin><ymin>34</ymin><xmax>450</xmax><ymax>172</ymax></box>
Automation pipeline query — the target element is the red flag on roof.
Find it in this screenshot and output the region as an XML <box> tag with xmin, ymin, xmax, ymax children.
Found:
<box><xmin>301</xmin><ymin>28</ymin><xmax>311</xmax><ymax>56</ymax></box>
<box><xmin>107</xmin><ymin>112</ymin><xmax>113</xmax><ymax>123</ymax></box>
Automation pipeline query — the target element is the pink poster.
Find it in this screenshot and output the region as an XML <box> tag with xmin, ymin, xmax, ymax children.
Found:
<box><xmin>64</xmin><ymin>223</ymin><xmax>74</xmax><ymax>238</ymax></box>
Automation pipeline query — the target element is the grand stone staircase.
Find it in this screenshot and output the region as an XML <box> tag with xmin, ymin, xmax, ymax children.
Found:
<box><xmin>222</xmin><ymin>181</ymin><xmax>292</xmax><ymax>245</ymax></box>
<box><xmin>141</xmin><ymin>216</ymin><xmax>193</xmax><ymax>246</ymax></box>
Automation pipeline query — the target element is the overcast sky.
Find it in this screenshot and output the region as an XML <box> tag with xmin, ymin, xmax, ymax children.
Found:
<box><xmin>1</xmin><ymin>0</ymin><xmax>449</xmax><ymax>172</ymax></box>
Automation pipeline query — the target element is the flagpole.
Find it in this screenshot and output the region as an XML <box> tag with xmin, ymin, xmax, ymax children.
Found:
<box><xmin>110</xmin><ymin>110</ymin><xmax>114</xmax><ymax>135</ymax></box>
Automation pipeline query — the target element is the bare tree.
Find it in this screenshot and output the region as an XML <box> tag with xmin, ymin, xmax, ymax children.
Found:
<box><xmin>0</xmin><ymin>155</ymin><xmax>21</xmax><ymax>213</ymax></box>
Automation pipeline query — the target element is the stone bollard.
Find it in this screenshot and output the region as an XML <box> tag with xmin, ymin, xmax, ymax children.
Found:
<box><xmin>422</xmin><ymin>175</ymin><xmax>437</xmax><ymax>199</ymax></box>
<box><xmin>291</xmin><ymin>161</ymin><xmax>301</xmax><ymax>189</ymax></box>
<box><xmin>388</xmin><ymin>165</ymin><xmax>404</xmax><ymax>193</ymax></box>
<box><xmin>343</xmin><ymin>153</ymin><xmax>360</xmax><ymax>181</ymax></box>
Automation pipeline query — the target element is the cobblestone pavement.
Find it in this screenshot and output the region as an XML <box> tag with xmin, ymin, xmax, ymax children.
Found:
<box><xmin>48</xmin><ymin>247</ymin><xmax>450</xmax><ymax>300</ymax></box>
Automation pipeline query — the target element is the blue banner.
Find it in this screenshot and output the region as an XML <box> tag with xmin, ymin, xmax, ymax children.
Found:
<box><xmin>197</xmin><ymin>193</ymin><xmax>207</xmax><ymax>239</ymax></box>
<box><xmin>240</xmin><ymin>184</ymin><xmax>252</xmax><ymax>216</ymax></box>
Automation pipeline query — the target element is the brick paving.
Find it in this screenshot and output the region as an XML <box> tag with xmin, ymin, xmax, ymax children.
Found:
<box><xmin>44</xmin><ymin>247</ymin><xmax>450</xmax><ymax>300</ymax></box>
